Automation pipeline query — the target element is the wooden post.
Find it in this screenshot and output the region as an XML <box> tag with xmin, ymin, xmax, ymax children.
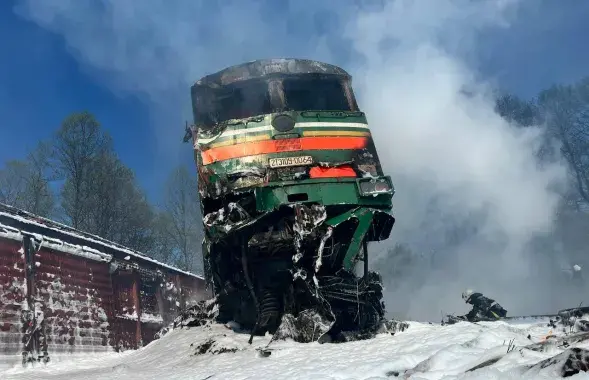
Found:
<box><xmin>131</xmin><ymin>271</ymin><xmax>142</xmax><ymax>347</ymax></box>
<box><xmin>22</xmin><ymin>236</ymin><xmax>35</xmax><ymax>310</ymax></box>
<box><xmin>174</xmin><ymin>274</ymin><xmax>184</xmax><ymax>310</ymax></box>
<box><xmin>21</xmin><ymin>236</ymin><xmax>36</xmax><ymax>363</ymax></box>
<box><xmin>155</xmin><ymin>276</ymin><xmax>166</xmax><ymax>324</ymax></box>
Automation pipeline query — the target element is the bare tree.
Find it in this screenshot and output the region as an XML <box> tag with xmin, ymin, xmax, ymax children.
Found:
<box><xmin>149</xmin><ymin>211</ymin><xmax>177</xmax><ymax>264</ymax></box>
<box><xmin>158</xmin><ymin>165</ymin><xmax>203</xmax><ymax>273</ymax></box>
<box><xmin>0</xmin><ymin>160</ymin><xmax>30</xmax><ymax>208</ymax></box>
<box><xmin>67</xmin><ymin>149</ymin><xmax>155</xmax><ymax>252</ymax></box>
<box><xmin>24</xmin><ymin>141</ymin><xmax>56</xmax><ymax>216</ymax></box>
<box><xmin>52</xmin><ymin>111</ymin><xmax>154</xmax><ymax>252</ymax></box>
<box><xmin>53</xmin><ymin>111</ymin><xmax>111</xmax><ymax>228</ymax></box>
<box><xmin>495</xmin><ymin>93</ymin><xmax>539</xmax><ymax>127</ymax></box>
<box><xmin>538</xmin><ymin>81</ymin><xmax>589</xmax><ymax>206</ymax></box>
<box><xmin>0</xmin><ymin>142</ymin><xmax>55</xmax><ymax>217</ymax></box>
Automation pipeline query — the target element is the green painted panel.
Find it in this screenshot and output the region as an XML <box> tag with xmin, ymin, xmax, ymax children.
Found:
<box><xmin>254</xmin><ymin>180</ymin><xmax>392</xmax><ymax>212</ymax></box>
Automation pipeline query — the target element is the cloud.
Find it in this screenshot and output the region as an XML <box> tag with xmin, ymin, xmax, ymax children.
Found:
<box><xmin>13</xmin><ymin>0</ymin><xmax>334</xmax><ymax>164</ymax></box>
<box><xmin>16</xmin><ymin>0</ymin><xmax>570</xmax><ymax>320</ymax></box>
<box><xmin>14</xmin><ymin>0</ymin><xmax>334</xmax><ymax>99</ymax></box>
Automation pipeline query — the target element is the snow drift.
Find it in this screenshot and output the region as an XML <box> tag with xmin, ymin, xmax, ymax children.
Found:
<box><xmin>3</xmin><ymin>314</ymin><xmax>589</xmax><ymax>380</ymax></box>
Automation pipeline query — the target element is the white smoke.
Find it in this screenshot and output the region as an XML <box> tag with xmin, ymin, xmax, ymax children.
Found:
<box><xmin>15</xmin><ymin>0</ymin><xmax>569</xmax><ymax>320</ymax></box>
<box><xmin>342</xmin><ymin>1</ymin><xmax>568</xmax><ymax>319</ymax></box>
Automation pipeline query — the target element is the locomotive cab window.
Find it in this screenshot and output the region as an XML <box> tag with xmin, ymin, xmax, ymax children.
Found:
<box><xmin>193</xmin><ymin>79</ymin><xmax>273</xmax><ymax>129</ymax></box>
<box><xmin>282</xmin><ymin>76</ymin><xmax>352</xmax><ymax>111</ymax></box>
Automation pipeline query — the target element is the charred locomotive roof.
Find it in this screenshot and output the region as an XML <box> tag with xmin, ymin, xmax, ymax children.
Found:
<box><xmin>193</xmin><ymin>58</ymin><xmax>351</xmax><ymax>88</ymax></box>
<box><xmin>0</xmin><ymin>202</ymin><xmax>203</xmax><ymax>279</ymax></box>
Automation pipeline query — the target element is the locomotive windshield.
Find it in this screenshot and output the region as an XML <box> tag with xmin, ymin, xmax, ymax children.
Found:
<box><xmin>193</xmin><ymin>79</ymin><xmax>273</xmax><ymax>128</ymax></box>
<box><xmin>192</xmin><ymin>74</ymin><xmax>357</xmax><ymax>129</ymax></box>
<box><xmin>283</xmin><ymin>76</ymin><xmax>351</xmax><ymax>112</ymax></box>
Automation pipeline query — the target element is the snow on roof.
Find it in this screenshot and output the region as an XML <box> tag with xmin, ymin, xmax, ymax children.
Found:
<box><xmin>0</xmin><ymin>203</ymin><xmax>203</xmax><ymax>280</ymax></box>
<box><xmin>0</xmin><ymin>222</ymin><xmax>112</xmax><ymax>263</ymax></box>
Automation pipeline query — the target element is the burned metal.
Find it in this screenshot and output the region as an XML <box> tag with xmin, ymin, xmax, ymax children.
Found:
<box><xmin>194</xmin><ymin>58</ymin><xmax>351</xmax><ymax>88</ymax></box>
<box><xmin>185</xmin><ymin>58</ymin><xmax>397</xmax><ymax>342</ymax></box>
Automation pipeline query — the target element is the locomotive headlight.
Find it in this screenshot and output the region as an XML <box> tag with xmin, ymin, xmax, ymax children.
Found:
<box><xmin>272</xmin><ymin>114</ymin><xmax>296</xmax><ymax>132</ymax></box>
<box><xmin>357</xmin><ymin>177</ymin><xmax>394</xmax><ymax>197</ymax></box>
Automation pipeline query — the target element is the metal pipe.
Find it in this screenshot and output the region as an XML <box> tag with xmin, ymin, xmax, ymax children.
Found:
<box><xmin>241</xmin><ymin>237</ymin><xmax>260</xmax><ymax>344</ymax></box>
<box><xmin>363</xmin><ymin>239</ymin><xmax>368</xmax><ymax>280</ymax></box>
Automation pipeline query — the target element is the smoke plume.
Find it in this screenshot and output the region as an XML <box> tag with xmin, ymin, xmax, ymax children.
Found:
<box><xmin>15</xmin><ymin>0</ymin><xmax>571</xmax><ymax>320</ymax></box>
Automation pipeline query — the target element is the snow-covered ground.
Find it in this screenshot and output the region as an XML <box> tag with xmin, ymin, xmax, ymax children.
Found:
<box><xmin>2</xmin><ymin>319</ymin><xmax>589</xmax><ymax>380</ymax></box>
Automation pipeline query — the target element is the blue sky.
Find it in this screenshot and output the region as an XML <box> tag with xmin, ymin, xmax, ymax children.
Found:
<box><xmin>0</xmin><ymin>0</ymin><xmax>152</xmax><ymax>194</ymax></box>
<box><xmin>1</xmin><ymin>0</ymin><xmax>589</xmax><ymax>203</ymax></box>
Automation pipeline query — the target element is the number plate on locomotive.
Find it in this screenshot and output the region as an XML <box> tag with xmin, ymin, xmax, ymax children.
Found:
<box><xmin>268</xmin><ymin>156</ymin><xmax>313</xmax><ymax>168</ymax></box>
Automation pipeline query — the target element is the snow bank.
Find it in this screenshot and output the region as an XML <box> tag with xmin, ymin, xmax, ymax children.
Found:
<box><xmin>3</xmin><ymin>318</ymin><xmax>589</xmax><ymax>379</ymax></box>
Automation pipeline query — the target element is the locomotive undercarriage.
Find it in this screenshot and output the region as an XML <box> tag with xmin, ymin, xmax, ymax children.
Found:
<box><xmin>202</xmin><ymin>197</ymin><xmax>392</xmax><ymax>342</ymax></box>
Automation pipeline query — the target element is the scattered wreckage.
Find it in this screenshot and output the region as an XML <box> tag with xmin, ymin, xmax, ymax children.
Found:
<box><xmin>158</xmin><ymin>297</ymin><xmax>409</xmax><ymax>346</ymax></box>
<box><xmin>442</xmin><ymin>305</ymin><xmax>589</xmax><ymax>378</ymax></box>
<box><xmin>158</xmin><ymin>299</ymin><xmax>589</xmax><ymax>377</ymax></box>
<box><xmin>443</xmin><ymin>290</ymin><xmax>589</xmax><ymax>331</ymax></box>
<box><xmin>182</xmin><ymin>58</ymin><xmax>396</xmax><ymax>343</ymax></box>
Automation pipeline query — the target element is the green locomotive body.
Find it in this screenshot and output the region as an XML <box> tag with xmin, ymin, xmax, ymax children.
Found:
<box><xmin>185</xmin><ymin>58</ymin><xmax>396</xmax><ymax>340</ymax></box>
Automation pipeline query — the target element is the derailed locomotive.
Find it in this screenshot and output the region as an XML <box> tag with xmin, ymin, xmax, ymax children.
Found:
<box><xmin>184</xmin><ymin>59</ymin><xmax>396</xmax><ymax>342</ymax></box>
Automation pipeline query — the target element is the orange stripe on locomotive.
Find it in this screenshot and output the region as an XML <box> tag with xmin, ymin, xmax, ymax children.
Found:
<box><xmin>200</xmin><ymin>136</ymin><xmax>368</xmax><ymax>165</ymax></box>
